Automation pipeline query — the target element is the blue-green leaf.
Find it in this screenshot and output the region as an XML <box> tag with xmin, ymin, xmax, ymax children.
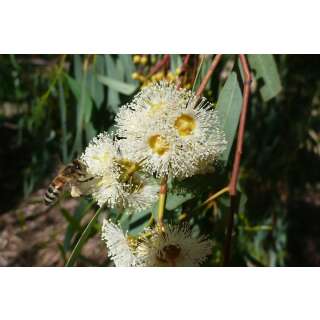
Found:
<box><xmin>216</xmin><ymin>72</ymin><xmax>243</xmax><ymax>164</ymax></box>
<box><xmin>165</xmin><ymin>192</ymin><xmax>194</xmax><ymax>211</ymax></box>
<box><xmin>128</xmin><ymin>209</ymin><xmax>152</xmax><ymax>236</ymax></box>
<box><xmin>105</xmin><ymin>55</ymin><xmax>121</xmax><ymax>113</ymax></box>
<box><xmin>248</xmin><ymin>54</ymin><xmax>282</xmax><ymax>102</ymax></box>
<box><xmin>97</xmin><ymin>74</ymin><xmax>137</xmax><ymax>95</ymax></box>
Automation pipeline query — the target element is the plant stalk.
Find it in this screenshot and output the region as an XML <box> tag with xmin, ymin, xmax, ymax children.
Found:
<box><xmin>157</xmin><ymin>176</ymin><xmax>168</xmax><ymax>229</ymax></box>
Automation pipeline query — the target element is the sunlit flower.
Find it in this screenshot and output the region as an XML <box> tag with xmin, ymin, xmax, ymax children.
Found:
<box><xmin>116</xmin><ymin>81</ymin><xmax>227</xmax><ymax>179</ymax></box>
<box><xmin>115</xmin><ymin>81</ymin><xmax>193</xmax><ymax>139</ymax></box>
<box><xmin>80</xmin><ymin>133</ymin><xmax>158</xmax><ymax>211</ymax></box>
<box><xmin>101</xmin><ymin>219</ymin><xmax>136</xmax><ymax>267</ymax></box>
<box><xmin>80</xmin><ymin>132</ymin><xmax>116</xmax><ymax>176</ymax></box>
<box><xmin>135</xmin><ymin>223</ymin><xmax>214</xmax><ymax>267</ymax></box>
<box><xmin>91</xmin><ymin>173</ymin><xmax>159</xmax><ymax>212</ymax></box>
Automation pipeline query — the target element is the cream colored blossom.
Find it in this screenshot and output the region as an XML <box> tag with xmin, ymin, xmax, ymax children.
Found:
<box><xmin>116</xmin><ymin>81</ymin><xmax>227</xmax><ymax>179</ymax></box>
<box><xmin>80</xmin><ymin>133</ymin><xmax>158</xmax><ymax>211</ymax></box>
<box><xmin>101</xmin><ymin>219</ymin><xmax>136</xmax><ymax>267</ymax></box>
<box><xmin>135</xmin><ymin>223</ymin><xmax>214</xmax><ymax>267</ymax></box>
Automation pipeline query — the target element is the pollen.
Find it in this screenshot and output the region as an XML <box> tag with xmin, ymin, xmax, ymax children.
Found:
<box><xmin>116</xmin><ymin>158</ymin><xmax>141</xmax><ymax>183</ymax></box>
<box><xmin>148</xmin><ymin>134</ymin><xmax>170</xmax><ymax>156</ymax></box>
<box><xmin>148</xmin><ymin>101</ymin><xmax>165</xmax><ymax>113</ymax></box>
<box><xmin>174</xmin><ymin>114</ymin><xmax>196</xmax><ymax>137</ymax></box>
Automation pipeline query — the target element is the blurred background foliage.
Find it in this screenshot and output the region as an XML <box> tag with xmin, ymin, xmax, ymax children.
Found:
<box><xmin>0</xmin><ymin>54</ymin><xmax>319</xmax><ymax>266</ymax></box>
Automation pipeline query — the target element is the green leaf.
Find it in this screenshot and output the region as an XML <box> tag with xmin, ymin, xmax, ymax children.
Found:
<box><xmin>63</xmin><ymin>199</ymin><xmax>94</xmax><ymax>252</ymax></box>
<box><xmin>97</xmin><ymin>74</ymin><xmax>137</xmax><ymax>95</ymax></box>
<box><xmin>248</xmin><ymin>54</ymin><xmax>282</xmax><ymax>101</ymax></box>
<box><xmin>73</xmin><ymin>55</ymin><xmax>82</xmax><ymax>82</ymax></box>
<box><xmin>65</xmin><ymin>206</ymin><xmax>104</xmax><ymax>267</ymax></box>
<box><xmin>128</xmin><ymin>209</ymin><xmax>152</xmax><ymax>236</ymax></box>
<box><xmin>119</xmin><ymin>54</ymin><xmax>138</xmax><ymax>85</ymax></box>
<box><xmin>60</xmin><ymin>208</ymin><xmax>81</xmax><ymax>230</ymax></box>
<box><xmin>105</xmin><ymin>55</ymin><xmax>121</xmax><ymax>113</ymax></box>
<box><xmin>165</xmin><ymin>192</ymin><xmax>194</xmax><ymax>211</ymax></box>
<box><xmin>216</xmin><ymin>71</ymin><xmax>243</xmax><ymax>164</ymax></box>
<box><xmin>89</xmin><ymin>56</ymin><xmax>104</xmax><ymax>109</ymax></box>
<box><xmin>66</xmin><ymin>73</ymin><xmax>93</xmax><ymax>155</ymax></box>
<box><xmin>58</xmin><ymin>78</ymin><xmax>68</xmax><ymax>163</ymax></box>
<box><xmin>170</xmin><ymin>54</ymin><xmax>183</xmax><ymax>73</ymax></box>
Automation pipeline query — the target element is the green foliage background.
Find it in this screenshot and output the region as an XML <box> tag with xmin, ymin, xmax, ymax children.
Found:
<box><xmin>0</xmin><ymin>54</ymin><xmax>319</xmax><ymax>266</ymax></box>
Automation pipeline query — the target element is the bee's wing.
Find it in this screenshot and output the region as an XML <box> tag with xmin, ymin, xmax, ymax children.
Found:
<box><xmin>70</xmin><ymin>176</ymin><xmax>96</xmax><ymax>198</ymax></box>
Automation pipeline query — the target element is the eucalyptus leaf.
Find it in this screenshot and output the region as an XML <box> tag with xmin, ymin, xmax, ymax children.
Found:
<box><xmin>248</xmin><ymin>54</ymin><xmax>282</xmax><ymax>101</ymax></box>
<box><xmin>170</xmin><ymin>54</ymin><xmax>183</xmax><ymax>73</ymax></box>
<box><xmin>105</xmin><ymin>55</ymin><xmax>121</xmax><ymax>113</ymax></box>
<box><xmin>128</xmin><ymin>209</ymin><xmax>151</xmax><ymax>236</ymax></box>
<box><xmin>97</xmin><ymin>74</ymin><xmax>137</xmax><ymax>95</ymax></box>
<box><xmin>73</xmin><ymin>54</ymin><xmax>82</xmax><ymax>82</ymax></box>
<box><xmin>216</xmin><ymin>72</ymin><xmax>243</xmax><ymax>164</ymax></box>
<box><xmin>89</xmin><ymin>55</ymin><xmax>104</xmax><ymax>109</ymax></box>
<box><xmin>165</xmin><ymin>192</ymin><xmax>194</xmax><ymax>211</ymax></box>
<box><xmin>119</xmin><ymin>54</ymin><xmax>137</xmax><ymax>84</ymax></box>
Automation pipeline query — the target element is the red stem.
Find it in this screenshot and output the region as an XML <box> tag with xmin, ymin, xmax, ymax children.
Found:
<box><xmin>229</xmin><ymin>55</ymin><xmax>252</xmax><ymax>196</ymax></box>
<box><xmin>176</xmin><ymin>54</ymin><xmax>191</xmax><ymax>88</ymax></box>
<box><xmin>149</xmin><ymin>54</ymin><xmax>170</xmax><ymax>76</ymax></box>
<box><xmin>196</xmin><ymin>54</ymin><xmax>222</xmax><ymax>96</ymax></box>
<box><xmin>223</xmin><ymin>54</ymin><xmax>252</xmax><ymax>266</ymax></box>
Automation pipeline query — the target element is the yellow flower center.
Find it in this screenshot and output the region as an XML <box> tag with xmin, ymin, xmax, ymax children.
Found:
<box><xmin>148</xmin><ymin>101</ymin><xmax>165</xmax><ymax>114</ymax></box>
<box><xmin>116</xmin><ymin>158</ymin><xmax>141</xmax><ymax>184</ymax></box>
<box><xmin>174</xmin><ymin>114</ymin><xmax>196</xmax><ymax>137</ymax></box>
<box><xmin>148</xmin><ymin>135</ymin><xmax>170</xmax><ymax>156</ymax></box>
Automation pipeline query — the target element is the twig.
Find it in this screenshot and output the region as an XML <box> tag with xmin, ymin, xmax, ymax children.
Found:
<box><xmin>148</xmin><ymin>54</ymin><xmax>170</xmax><ymax>76</ymax></box>
<box><xmin>157</xmin><ymin>176</ymin><xmax>168</xmax><ymax>229</ymax></box>
<box><xmin>176</xmin><ymin>54</ymin><xmax>191</xmax><ymax>88</ymax></box>
<box><xmin>223</xmin><ymin>195</ymin><xmax>237</xmax><ymax>266</ymax></box>
<box><xmin>196</xmin><ymin>54</ymin><xmax>222</xmax><ymax>96</ymax></box>
<box><xmin>180</xmin><ymin>54</ymin><xmax>191</xmax><ymax>73</ymax></box>
<box><xmin>223</xmin><ymin>54</ymin><xmax>252</xmax><ymax>266</ymax></box>
<box><xmin>229</xmin><ymin>55</ymin><xmax>252</xmax><ymax>195</ymax></box>
<box><xmin>202</xmin><ymin>186</ymin><xmax>229</xmax><ymax>206</ymax></box>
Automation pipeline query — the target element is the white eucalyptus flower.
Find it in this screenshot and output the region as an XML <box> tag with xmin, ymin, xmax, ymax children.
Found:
<box><xmin>101</xmin><ymin>219</ymin><xmax>136</xmax><ymax>267</ymax></box>
<box><xmin>135</xmin><ymin>223</ymin><xmax>214</xmax><ymax>267</ymax></box>
<box><xmin>116</xmin><ymin>81</ymin><xmax>227</xmax><ymax>179</ymax></box>
<box><xmin>80</xmin><ymin>132</ymin><xmax>117</xmax><ymax>176</ymax></box>
<box><xmin>80</xmin><ymin>133</ymin><xmax>158</xmax><ymax>211</ymax></box>
<box><xmin>115</xmin><ymin>81</ymin><xmax>193</xmax><ymax>138</ymax></box>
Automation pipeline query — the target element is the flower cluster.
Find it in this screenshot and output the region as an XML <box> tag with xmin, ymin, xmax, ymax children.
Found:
<box><xmin>74</xmin><ymin>80</ymin><xmax>226</xmax><ymax>266</ymax></box>
<box><xmin>116</xmin><ymin>81</ymin><xmax>227</xmax><ymax>178</ymax></box>
<box><xmin>78</xmin><ymin>132</ymin><xmax>159</xmax><ymax>212</ymax></box>
<box><xmin>101</xmin><ymin>219</ymin><xmax>214</xmax><ymax>267</ymax></box>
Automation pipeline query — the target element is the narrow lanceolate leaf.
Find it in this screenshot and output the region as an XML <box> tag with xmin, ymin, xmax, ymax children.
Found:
<box><xmin>216</xmin><ymin>72</ymin><xmax>243</xmax><ymax>164</ymax></box>
<box><xmin>165</xmin><ymin>192</ymin><xmax>194</xmax><ymax>211</ymax></box>
<box><xmin>119</xmin><ymin>54</ymin><xmax>139</xmax><ymax>85</ymax></box>
<box><xmin>66</xmin><ymin>206</ymin><xmax>103</xmax><ymax>267</ymax></box>
<box><xmin>97</xmin><ymin>74</ymin><xmax>137</xmax><ymax>95</ymax></box>
<box><xmin>128</xmin><ymin>209</ymin><xmax>152</xmax><ymax>236</ymax></box>
<box><xmin>248</xmin><ymin>54</ymin><xmax>282</xmax><ymax>102</ymax></box>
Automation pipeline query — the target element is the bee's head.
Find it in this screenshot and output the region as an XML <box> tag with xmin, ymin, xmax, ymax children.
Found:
<box><xmin>72</xmin><ymin>159</ymin><xmax>85</xmax><ymax>172</ymax></box>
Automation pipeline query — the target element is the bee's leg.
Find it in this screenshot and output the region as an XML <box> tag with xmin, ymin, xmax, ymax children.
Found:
<box><xmin>78</xmin><ymin>176</ymin><xmax>95</xmax><ymax>183</ymax></box>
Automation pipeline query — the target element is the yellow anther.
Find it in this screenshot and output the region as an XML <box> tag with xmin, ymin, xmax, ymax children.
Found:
<box><xmin>148</xmin><ymin>135</ymin><xmax>170</xmax><ymax>156</ymax></box>
<box><xmin>174</xmin><ymin>114</ymin><xmax>196</xmax><ymax>137</ymax></box>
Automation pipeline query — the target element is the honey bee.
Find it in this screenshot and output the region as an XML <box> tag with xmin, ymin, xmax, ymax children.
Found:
<box><xmin>44</xmin><ymin>159</ymin><xmax>94</xmax><ymax>206</ymax></box>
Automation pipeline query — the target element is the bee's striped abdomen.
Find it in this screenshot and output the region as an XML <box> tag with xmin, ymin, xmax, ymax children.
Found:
<box><xmin>44</xmin><ymin>177</ymin><xmax>66</xmax><ymax>206</ymax></box>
